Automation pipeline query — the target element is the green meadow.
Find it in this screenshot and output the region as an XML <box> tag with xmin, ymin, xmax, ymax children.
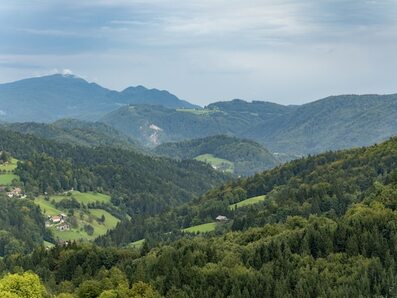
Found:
<box><xmin>176</xmin><ymin>108</ymin><xmax>216</xmax><ymax>116</ymax></box>
<box><xmin>0</xmin><ymin>174</ymin><xmax>19</xmax><ymax>186</ymax></box>
<box><xmin>35</xmin><ymin>191</ymin><xmax>119</xmax><ymax>242</ymax></box>
<box><xmin>0</xmin><ymin>158</ymin><xmax>18</xmax><ymax>171</ymax></box>
<box><xmin>229</xmin><ymin>195</ymin><xmax>266</xmax><ymax>210</ymax></box>
<box><xmin>0</xmin><ymin>157</ymin><xmax>19</xmax><ymax>186</ymax></box>
<box><xmin>195</xmin><ymin>154</ymin><xmax>234</xmax><ymax>173</ymax></box>
<box><xmin>183</xmin><ymin>222</ymin><xmax>217</xmax><ymax>233</ymax></box>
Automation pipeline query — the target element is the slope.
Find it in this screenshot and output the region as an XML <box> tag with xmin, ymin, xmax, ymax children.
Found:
<box><xmin>154</xmin><ymin>135</ymin><xmax>279</xmax><ymax>176</ymax></box>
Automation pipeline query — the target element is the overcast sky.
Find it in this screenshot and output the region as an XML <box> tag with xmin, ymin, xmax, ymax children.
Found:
<box><xmin>1</xmin><ymin>0</ymin><xmax>397</xmax><ymax>106</ymax></box>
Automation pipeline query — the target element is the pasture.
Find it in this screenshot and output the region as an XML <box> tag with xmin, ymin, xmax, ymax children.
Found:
<box><xmin>183</xmin><ymin>222</ymin><xmax>217</xmax><ymax>233</ymax></box>
<box><xmin>195</xmin><ymin>154</ymin><xmax>234</xmax><ymax>173</ymax></box>
<box><xmin>0</xmin><ymin>174</ymin><xmax>19</xmax><ymax>186</ymax></box>
<box><xmin>229</xmin><ymin>195</ymin><xmax>266</xmax><ymax>210</ymax></box>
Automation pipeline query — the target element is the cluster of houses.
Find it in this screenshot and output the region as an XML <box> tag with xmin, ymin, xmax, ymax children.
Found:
<box><xmin>6</xmin><ymin>187</ymin><xmax>25</xmax><ymax>198</ymax></box>
<box><xmin>0</xmin><ymin>186</ymin><xmax>26</xmax><ymax>199</ymax></box>
<box><xmin>46</xmin><ymin>213</ymin><xmax>70</xmax><ymax>231</ymax></box>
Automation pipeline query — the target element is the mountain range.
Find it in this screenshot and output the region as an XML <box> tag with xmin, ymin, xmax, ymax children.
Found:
<box><xmin>102</xmin><ymin>95</ymin><xmax>397</xmax><ymax>155</ymax></box>
<box><xmin>1</xmin><ymin>74</ymin><xmax>397</xmax><ymax>156</ymax></box>
<box><xmin>0</xmin><ymin>74</ymin><xmax>198</xmax><ymax>122</ymax></box>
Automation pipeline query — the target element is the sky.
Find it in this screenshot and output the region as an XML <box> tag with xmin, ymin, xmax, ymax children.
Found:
<box><xmin>1</xmin><ymin>0</ymin><xmax>397</xmax><ymax>106</ymax></box>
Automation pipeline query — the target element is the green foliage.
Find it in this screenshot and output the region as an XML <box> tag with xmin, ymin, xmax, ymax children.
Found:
<box><xmin>0</xmin><ymin>272</ymin><xmax>46</xmax><ymax>297</ymax></box>
<box><xmin>0</xmin><ymin>195</ymin><xmax>48</xmax><ymax>257</ymax></box>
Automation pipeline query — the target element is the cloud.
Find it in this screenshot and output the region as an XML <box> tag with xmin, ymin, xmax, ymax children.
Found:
<box><xmin>62</xmin><ymin>69</ymin><xmax>73</xmax><ymax>76</ymax></box>
<box><xmin>1</xmin><ymin>0</ymin><xmax>397</xmax><ymax>105</ymax></box>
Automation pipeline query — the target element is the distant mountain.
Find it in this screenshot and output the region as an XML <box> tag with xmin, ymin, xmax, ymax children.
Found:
<box><xmin>154</xmin><ymin>135</ymin><xmax>279</xmax><ymax>176</ymax></box>
<box><xmin>100</xmin><ymin>100</ymin><xmax>293</xmax><ymax>147</ymax></box>
<box><xmin>248</xmin><ymin>94</ymin><xmax>397</xmax><ymax>154</ymax></box>
<box><xmin>0</xmin><ymin>74</ymin><xmax>198</xmax><ymax>122</ymax></box>
<box><xmin>1</xmin><ymin>119</ymin><xmax>142</xmax><ymax>151</ymax></box>
<box><xmin>102</xmin><ymin>94</ymin><xmax>397</xmax><ymax>155</ymax></box>
<box><xmin>120</xmin><ymin>85</ymin><xmax>199</xmax><ymax>109</ymax></box>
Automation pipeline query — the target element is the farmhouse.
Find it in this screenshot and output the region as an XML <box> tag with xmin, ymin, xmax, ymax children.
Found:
<box><xmin>216</xmin><ymin>215</ymin><xmax>228</xmax><ymax>222</ymax></box>
<box><xmin>50</xmin><ymin>216</ymin><xmax>62</xmax><ymax>224</ymax></box>
<box><xmin>7</xmin><ymin>187</ymin><xmax>22</xmax><ymax>198</ymax></box>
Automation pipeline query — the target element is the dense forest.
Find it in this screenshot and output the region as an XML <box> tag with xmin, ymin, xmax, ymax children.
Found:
<box><xmin>1</xmin><ymin>119</ymin><xmax>142</xmax><ymax>151</ymax></box>
<box><xmin>1</xmin><ymin>129</ymin><xmax>397</xmax><ymax>296</ymax></box>
<box><xmin>0</xmin><ymin>129</ymin><xmax>228</xmax><ymax>216</ymax></box>
<box><xmin>96</xmin><ymin>136</ymin><xmax>397</xmax><ymax>247</ymax></box>
<box><xmin>1</xmin><ymin>136</ymin><xmax>397</xmax><ymax>296</ymax></box>
<box><xmin>154</xmin><ymin>135</ymin><xmax>279</xmax><ymax>176</ymax></box>
<box><xmin>0</xmin><ymin>194</ymin><xmax>50</xmax><ymax>257</ymax></box>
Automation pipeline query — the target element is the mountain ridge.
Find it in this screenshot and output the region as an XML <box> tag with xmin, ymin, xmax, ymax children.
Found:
<box><xmin>0</xmin><ymin>74</ymin><xmax>199</xmax><ymax>122</ymax></box>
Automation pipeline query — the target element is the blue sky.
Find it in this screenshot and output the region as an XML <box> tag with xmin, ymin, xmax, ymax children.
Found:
<box><xmin>1</xmin><ymin>0</ymin><xmax>397</xmax><ymax>106</ymax></box>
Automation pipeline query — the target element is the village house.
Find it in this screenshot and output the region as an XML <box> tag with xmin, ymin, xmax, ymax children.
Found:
<box><xmin>7</xmin><ymin>187</ymin><xmax>22</xmax><ymax>198</ymax></box>
<box><xmin>50</xmin><ymin>216</ymin><xmax>62</xmax><ymax>224</ymax></box>
<box><xmin>216</xmin><ymin>215</ymin><xmax>228</xmax><ymax>222</ymax></box>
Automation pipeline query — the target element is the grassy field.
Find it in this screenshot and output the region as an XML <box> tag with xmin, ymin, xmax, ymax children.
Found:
<box><xmin>35</xmin><ymin>192</ymin><xmax>119</xmax><ymax>242</ymax></box>
<box><xmin>0</xmin><ymin>158</ymin><xmax>18</xmax><ymax>172</ymax></box>
<box><xmin>195</xmin><ymin>154</ymin><xmax>234</xmax><ymax>173</ymax></box>
<box><xmin>38</xmin><ymin>191</ymin><xmax>111</xmax><ymax>206</ymax></box>
<box><xmin>183</xmin><ymin>222</ymin><xmax>217</xmax><ymax>233</ymax></box>
<box><xmin>229</xmin><ymin>195</ymin><xmax>266</xmax><ymax>210</ymax></box>
<box><xmin>0</xmin><ymin>157</ymin><xmax>19</xmax><ymax>186</ymax></box>
<box><xmin>176</xmin><ymin>108</ymin><xmax>212</xmax><ymax>115</ymax></box>
<box><xmin>129</xmin><ymin>239</ymin><xmax>145</xmax><ymax>249</ymax></box>
<box><xmin>51</xmin><ymin>209</ymin><xmax>119</xmax><ymax>241</ymax></box>
<box><xmin>0</xmin><ymin>174</ymin><xmax>19</xmax><ymax>185</ymax></box>
<box><xmin>35</xmin><ymin>197</ymin><xmax>63</xmax><ymax>215</ymax></box>
<box><xmin>43</xmin><ymin>241</ymin><xmax>55</xmax><ymax>248</ymax></box>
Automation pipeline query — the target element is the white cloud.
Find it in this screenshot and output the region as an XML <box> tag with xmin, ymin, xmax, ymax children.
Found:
<box><xmin>62</xmin><ymin>69</ymin><xmax>73</xmax><ymax>76</ymax></box>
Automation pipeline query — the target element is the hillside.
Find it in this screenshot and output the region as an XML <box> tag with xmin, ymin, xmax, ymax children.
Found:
<box><xmin>0</xmin><ymin>74</ymin><xmax>198</xmax><ymax>122</ymax></box>
<box><xmin>102</xmin><ymin>94</ymin><xmax>397</xmax><ymax>155</ymax></box>
<box><xmin>0</xmin><ymin>129</ymin><xmax>229</xmax><ymax>217</ymax></box>
<box><xmin>3</xmin><ymin>135</ymin><xmax>397</xmax><ymax>297</ymax></box>
<box><xmin>1</xmin><ymin>119</ymin><xmax>142</xmax><ymax>151</ymax></box>
<box><xmin>154</xmin><ymin>135</ymin><xmax>279</xmax><ymax>176</ymax></box>
<box><xmin>100</xmin><ymin>101</ymin><xmax>289</xmax><ymax>146</ymax></box>
<box><xmin>97</xmin><ymin>135</ymin><xmax>397</xmax><ymax>248</ymax></box>
<box><xmin>249</xmin><ymin>94</ymin><xmax>397</xmax><ymax>154</ymax></box>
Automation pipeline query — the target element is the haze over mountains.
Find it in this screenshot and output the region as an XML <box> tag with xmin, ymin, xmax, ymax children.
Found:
<box><xmin>1</xmin><ymin>74</ymin><xmax>397</xmax><ymax>158</ymax></box>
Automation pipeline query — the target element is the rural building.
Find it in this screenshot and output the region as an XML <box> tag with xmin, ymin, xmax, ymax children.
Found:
<box><xmin>216</xmin><ymin>215</ymin><xmax>228</xmax><ymax>222</ymax></box>
<box><xmin>51</xmin><ymin>216</ymin><xmax>62</xmax><ymax>223</ymax></box>
<box><xmin>7</xmin><ymin>187</ymin><xmax>22</xmax><ymax>198</ymax></box>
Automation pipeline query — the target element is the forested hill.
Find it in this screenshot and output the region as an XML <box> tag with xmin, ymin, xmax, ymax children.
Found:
<box><xmin>97</xmin><ymin>135</ymin><xmax>397</xmax><ymax>248</ymax></box>
<box><xmin>154</xmin><ymin>135</ymin><xmax>279</xmax><ymax>176</ymax></box>
<box><xmin>248</xmin><ymin>93</ymin><xmax>397</xmax><ymax>154</ymax></box>
<box><xmin>4</xmin><ymin>136</ymin><xmax>397</xmax><ymax>297</ymax></box>
<box><xmin>0</xmin><ymin>129</ymin><xmax>229</xmax><ymax>215</ymax></box>
<box><xmin>1</xmin><ymin>119</ymin><xmax>142</xmax><ymax>151</ymax></box>
<box><xmin>101</xmin><ymin>94</ymin><xmax>397</xmax><ymax>155</ymax></box>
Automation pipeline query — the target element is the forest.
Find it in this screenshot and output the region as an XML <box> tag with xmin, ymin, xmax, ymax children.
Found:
<box><xmin>1</xmin><ymin>132</ymin><xmax>397</xmax><ymax>296</ymax></box>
